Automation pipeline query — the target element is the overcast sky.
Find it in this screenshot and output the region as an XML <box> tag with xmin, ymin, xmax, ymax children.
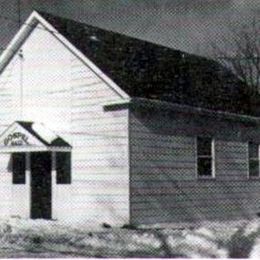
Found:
<box><xmin>0</xmin><ymin>0</ymin><xmax>259</xmax><ymax>57</ymax></box>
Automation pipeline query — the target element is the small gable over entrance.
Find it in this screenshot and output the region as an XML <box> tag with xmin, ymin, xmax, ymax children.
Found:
<box><xmin>0</xmin><ymin>121</ymin><xmax>71</xmax><ymax>153</ymax></box>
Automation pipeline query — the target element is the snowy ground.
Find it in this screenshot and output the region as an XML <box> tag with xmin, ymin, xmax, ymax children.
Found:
<box><xmin>0</xmin><ymin>218</ymin><xmax>260</xmax><ymax>258</ymax></box>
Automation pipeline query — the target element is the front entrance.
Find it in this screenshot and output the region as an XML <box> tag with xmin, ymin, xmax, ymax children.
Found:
<box><xmin>31</xmin><ymin>152</ymin><xmax>52</xmax><ymax>219</ymax></box>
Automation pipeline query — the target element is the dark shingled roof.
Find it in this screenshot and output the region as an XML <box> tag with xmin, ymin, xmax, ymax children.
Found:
<box><xmin>39</xmin><ymin>11</ymin><xmax>259</xmax><ymax>116</ymax></box>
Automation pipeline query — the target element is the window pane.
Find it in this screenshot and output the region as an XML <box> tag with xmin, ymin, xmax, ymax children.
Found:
<box><xmin>56</xmin><ymin>152</ymin><xmax>71</xmax><ymax>184</ymax></box>
<box><xmin>198</xmin><ymin>158</ymin><xmax>212</xmax><ymax>177</ymax></box>
<box><xmin>197</xmin><ymin>137</ymin><xmax>212</xmax><ymax>156</ymax></box>
<box><xmin>249</xmin><ymin>142</ymin><xmax>258</xmax><ymax>158</ymax></box>
<box><xmin>249</xmin><ymin>159</ymin><xmax>259</xmax><ymax>177</ymax></box>
<box><xmin>12</xmin><ymin>153</ymin><xmax>26</xmax><ymax>184</ymax></box>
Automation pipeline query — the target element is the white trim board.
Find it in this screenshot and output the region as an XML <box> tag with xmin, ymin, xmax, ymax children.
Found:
<box><xmin>0</xmin><ymin>146</ymin><xmax>72</xmax><ymax>153</ymax></box>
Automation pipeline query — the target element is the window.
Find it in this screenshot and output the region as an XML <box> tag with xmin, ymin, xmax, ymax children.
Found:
<box><xmin>56</xmin><ymin>152</ymin><xmax>71</xmax><ymax>184</ymax></box>
<box><xmin>197</xmin><ymin>137</ymin><xmax>215</xmax><ymax>178</ymax></box>
<box><xmin>12</xmin><ymin>153</ymin><xmax>26</xmax><ymax>184</ymax></box>
<box><xmin>248</xmin><ymin>142</ymin><xmax>259</xmax><ymax>178</ymax></box>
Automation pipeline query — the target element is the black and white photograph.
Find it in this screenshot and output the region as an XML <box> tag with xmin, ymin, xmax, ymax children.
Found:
<box><xmin>0</xmin><ymin>0</ymin><xmax>259</xmax><ymax>258</ymax></box>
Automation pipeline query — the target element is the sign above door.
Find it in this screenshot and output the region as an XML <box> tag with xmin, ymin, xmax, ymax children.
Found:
<box><xmin>0</xmin><ymin>121</ymin><xmax>71</xmax><ymax>153</ymax></box>
<box><xmin>4</xmin><ymin>132</ymin><xmax>29</xmax><ymax>146</ymax></box>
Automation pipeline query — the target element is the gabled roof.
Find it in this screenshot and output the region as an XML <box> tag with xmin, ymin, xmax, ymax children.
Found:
<box><xmin>38</xmin><ymin>11</ymin><xmax>256</xmax><ymax>116</ymax></box>
<box><xmin>0</xmin><ymin>11</ymin><xmax>257</xmax><ymax>116</ymax></box>
<box><xmin>0</xmin><ymin>121</ymin><xmax>71</xmax><ymax>153</ymax></box>
<box><xmin>16</xmin><ymin>121</ymin><xmax>71</xmax><ymax>147</ymax></box>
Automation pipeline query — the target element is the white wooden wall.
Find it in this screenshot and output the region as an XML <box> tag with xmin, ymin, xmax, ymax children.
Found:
<box><xmin>0</xmin><ymin>23</ymin><xmax>130</xmax><ymax>225</ymax></box>
<box><xmin>0</xmin><ymin>154</ymin><xmax>12</xmax><ymax>218</ymax></box>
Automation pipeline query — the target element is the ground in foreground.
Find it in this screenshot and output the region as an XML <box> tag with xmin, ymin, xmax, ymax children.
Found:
<box><xmin>1</xmin><ymin>218</ymin><xmax>260</xmax><ymax>258</ymax></box>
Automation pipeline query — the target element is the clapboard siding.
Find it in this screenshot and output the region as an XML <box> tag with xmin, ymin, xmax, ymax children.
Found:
<box><xmin>0</xmin><ymin>154</ymin><xmax>12</xmax><ymax>217</ymax></box>
<box><xmin>215</xmin><ymin>141</ymin><xmax>249</xmax><ymax>180</ymax></box>
<box><xmin>68</xmin><ymin>25</ymin><xmax>129</xmax><ymax>224</ymax></box>
<box><xmin>0</xmin><ymin>23</ymin><xmax>130</xmax><ymax>225</ymax></box>
<box><xmin>69</xmin><ymin>42</ymin><xmax>129</xmax><ymax>225</ymax></box>
<box><xmin>0</xmin><ymin>57</ymin><xmax>20</xmax><ymax>132</ymax></box>
<box><xmin>130</xmin><ymin>108</ymin><xmax>260</xmax><ymax>224</ymax></box>
<box><xmin>131</xmin><ymin>180</ymin><xmax>260</xmax><ymax>224</ymax></box>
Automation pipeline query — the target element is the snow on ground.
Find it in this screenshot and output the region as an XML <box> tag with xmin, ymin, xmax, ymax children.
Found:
<box><xmin>0</xmin><ymin>217</ymin><xmax>260</xmax><ymax>257</ymax></box>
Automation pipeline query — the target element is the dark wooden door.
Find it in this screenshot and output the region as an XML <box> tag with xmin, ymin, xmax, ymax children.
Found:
<box><xmin>31</xmin><ymin>152</ymin><xmax>52</xmax><ymax>219</ymax></box>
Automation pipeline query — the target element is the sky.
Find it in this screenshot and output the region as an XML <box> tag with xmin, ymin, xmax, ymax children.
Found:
<box><xmin>0</xmin><ymin>0</ymin><xmax>259</xmax><ymax>57</ymax></box>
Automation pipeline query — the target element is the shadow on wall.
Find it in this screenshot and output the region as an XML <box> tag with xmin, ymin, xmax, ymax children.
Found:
<box><xmin>130</xmin><ymin>107</ymin><xmax>260</xmax><ymax>225</ymax></box>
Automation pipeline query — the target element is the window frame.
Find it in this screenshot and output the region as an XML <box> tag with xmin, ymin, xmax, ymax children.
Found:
<box><xmin>248</xmin><ymin>142</ymin><xmax>260</xmax><ymax>179</ymax></box>
<box><xmin>196</xmin><ymin>137</ymin><xmax>215</xmax><ymax>179</ymax></box>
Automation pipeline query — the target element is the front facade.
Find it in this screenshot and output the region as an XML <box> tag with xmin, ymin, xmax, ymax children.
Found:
<box><xmin>0</xmin><ymin>12</ymin><xmax>130</xmax><ymax>226</ymax></box>
<box><xmin>0</xmin><ymin>11</ymin><xmax>259</xmax><ymax>226</ymax></box>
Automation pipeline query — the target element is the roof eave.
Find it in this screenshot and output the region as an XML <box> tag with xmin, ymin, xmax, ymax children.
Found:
<box><xmin>0</xmin><ymin>11</ymin><xmax>129</xmax><ymax>99</ymax></box>
<box><xmin>104</xmin><ymin>97</ymin><xmax>260</xmax><ymax>125</ymax></box>
<box><xmin>0</xmin><ymin>11</ymin><xmax>39</xmax><ymax>74</ymax></box>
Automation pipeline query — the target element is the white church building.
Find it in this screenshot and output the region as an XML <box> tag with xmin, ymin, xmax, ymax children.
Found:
<box><xmin>0</xmin><ymin>11</ymin><xmax>259</xmax><ymax>226</ymax></box>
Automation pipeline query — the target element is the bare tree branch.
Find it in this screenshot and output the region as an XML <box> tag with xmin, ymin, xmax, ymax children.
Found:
<box><xmin>211</xmin><ymin>19</ymin><xmax>260</xmax><ymax>96</ymax></box>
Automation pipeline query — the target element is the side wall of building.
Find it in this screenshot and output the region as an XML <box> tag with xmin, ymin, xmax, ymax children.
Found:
<box><xmin>130</xmin><ymin>105</ymin><xmax>260</xmax><ymax>225</ymax></box>
<box><xmin>0</xmin><ymin>23</ymin><xmax>130</xmax><ymax>225</ymax></box>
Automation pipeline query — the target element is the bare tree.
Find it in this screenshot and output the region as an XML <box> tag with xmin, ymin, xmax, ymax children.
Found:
<box><xmin>212</xmin><ymin>19</ymin><xmax>260</xmax><ymax>96</ymax></box>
